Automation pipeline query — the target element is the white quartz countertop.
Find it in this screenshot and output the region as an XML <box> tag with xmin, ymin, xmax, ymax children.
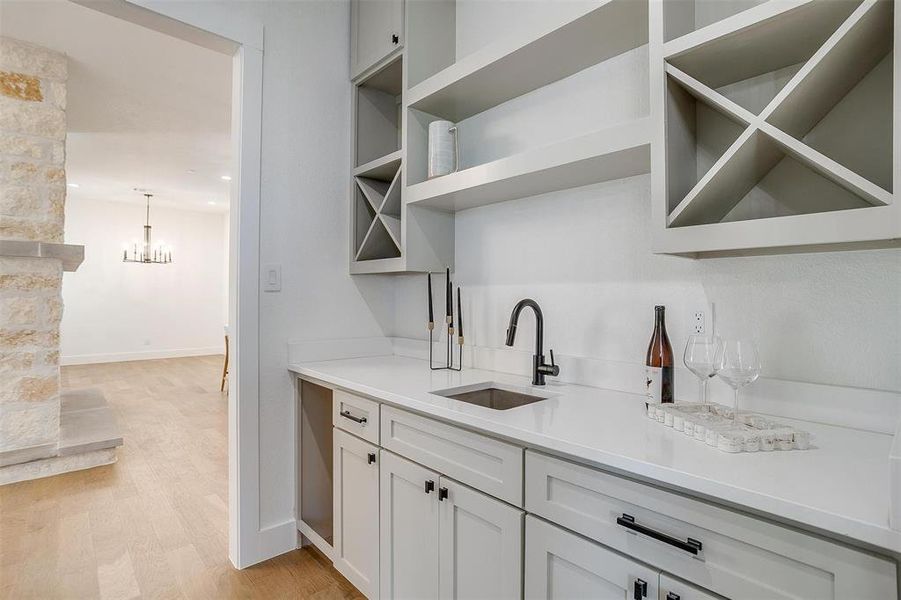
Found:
<box><xmin>289</xmin><ymin>355</ymin><xmax>900</xmax><ymax>556</ymax></box>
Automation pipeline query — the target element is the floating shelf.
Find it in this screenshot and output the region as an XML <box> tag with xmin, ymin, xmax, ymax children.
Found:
<box><xmin>406</xmin><ymin>0</ymin><xmax>649</xmax><ymax>122</ymax></box>
<box><xmin>406</xmin><ymin>119</ymin><xmax>651</xmax><ymax>212</ymax></box>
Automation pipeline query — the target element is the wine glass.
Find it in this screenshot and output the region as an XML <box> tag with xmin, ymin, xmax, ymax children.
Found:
<box><xmin>683</xmin><ymin>335</ymin><xmax>720</xmax><ymax>405</ymax></box>
<box><xmin>715</xmin><ymin>340</ymin><xmax>761</xmax><ymax>426</ymax></box>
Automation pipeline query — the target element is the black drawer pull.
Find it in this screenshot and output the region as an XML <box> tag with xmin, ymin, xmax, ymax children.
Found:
<box><xmin>424</xmin><ymin>479</ymin><xmax>435</xmax><ymax>494</ymax></box>
<box><xmin>340</xmin><ymin>410</ymin><xmax>367</xmax><ymax>424</ymax></box>
<box><xmin>616</xmin><ymin>514</ymin><xmax>702</xmax><ymax>555</ymax></box>
<box><xmin>633</xmin><ymin>578</ymin><xmax>647</xmax><ymax>599</ymax></box>
<box><xmin>367</xmin><ymin>452</ymin><xmax>376</xmax><ymax>464</ymax></box>
<box><xmin>438</xmin><ymin>487</ymin><xmax>448</xmax><ymax>501</ymax></box>
<box><xmin>666</xmin><ymin>593</ymin><xmax>681</xmax><ymax>600</ymax></box>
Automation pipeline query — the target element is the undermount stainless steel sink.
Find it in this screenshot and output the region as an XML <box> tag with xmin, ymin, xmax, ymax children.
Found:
<box><xmin>431</xmin><ymin>382</ymin><xmax>554</xmax><ymax>410</ymax></box>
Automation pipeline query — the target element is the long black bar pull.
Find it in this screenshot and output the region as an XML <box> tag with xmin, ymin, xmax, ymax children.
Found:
<box><xmin>617</xmin><ymin>514</ymin><xmax>702</xmax><ymax>556</ymax></box>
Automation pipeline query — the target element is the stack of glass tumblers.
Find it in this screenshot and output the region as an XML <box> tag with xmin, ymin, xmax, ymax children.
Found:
<box><xmin>647</xmin><ymin>402</ymin><xmax>812</xmax><ymax>453</ymax></box>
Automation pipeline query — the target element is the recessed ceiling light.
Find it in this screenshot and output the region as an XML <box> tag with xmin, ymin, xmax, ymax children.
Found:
<box><xmin>187</xmin><ymin>169</ymin><xmax>196</xmax><ymax>174</ymax></box>
<box><xmin>208</xmin><ymin>201</ymin><xmax>216</xmax><ymax>205</ymax></box>
<box><xmin>67</xmin><ymin>183</ymin><xmax>79</xmax><ymax>188</ymax></box>
<box><xmin>221</xmin><ymin>175</ymin><xmax>232</xmax><ymax>181</ymax></box>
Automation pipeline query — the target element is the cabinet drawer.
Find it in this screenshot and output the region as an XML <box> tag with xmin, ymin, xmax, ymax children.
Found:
<box><xmin>381</xmin><ymin>406</ymin><xmax>523</xmax><ymax>505</ymax></box>
<box><xmin>525</xmin><ymin>450</ymin><xmax>897</xmax><ymax>600</ymax></box>
<box><xmin>333</xmin><ymin>389</ymin><xmax>380</xmax><ymax>445</ymax></box>
<box><xmin>659</xmin><ymin>574</ymin><xmax>720</xmax><ymax>600</ymax></box>
<box><xmin>525</xmin><ymin>515</ymin><xmax>659</xmax><ymax>600</ymax></box>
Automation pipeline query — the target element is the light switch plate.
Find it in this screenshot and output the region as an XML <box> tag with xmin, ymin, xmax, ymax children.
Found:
<box><xmin>263</xmin><ymin>264</ymin><xmax>281</xmax><ymax>292</ymax></box>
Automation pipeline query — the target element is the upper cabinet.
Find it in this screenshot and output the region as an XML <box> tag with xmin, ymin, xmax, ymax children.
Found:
<box><xmin>651</xmin><ymin>0</ymin><xmax>901</xmax><ymax>256</ymax></box>
<box><xmin>351</xmin><ymin>0</ymin><xmax>405</xmax><ymax>81</ymax></box>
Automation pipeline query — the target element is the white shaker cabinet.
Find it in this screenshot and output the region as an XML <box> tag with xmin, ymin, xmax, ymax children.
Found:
<box><xmin>438</xmin><ymin>478</ymin><xmax>523</xmax><ymax>599</ymax></box>
<box><xmin>380</xmin><ymin>450</ymin><xmax>440</xmax><ymax>600</ymax></box>
<box><xmin>333</xmin><ymin>429</ymin><xmax>380</xmax><ymax>599</ymax></box>
<box><xmin>525</xmin><ymin>516</ymin><xmax>660</xmax><ymax>600</ymax></box>
<box><xmin>350</xmin><ymin>0</ymin><xmax>404</xmax><ymax>80</ymax></box>
<box><xmin>379</xmin><ymin>450</ymin><xmax>524</xmax><ymax>600</ymax></box>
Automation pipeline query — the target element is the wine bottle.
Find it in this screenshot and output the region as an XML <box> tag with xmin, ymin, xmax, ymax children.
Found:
<box><xmin>645</xmin><ymin>305</ymin><xmax>674</xmax><ymax>406</ymax></box>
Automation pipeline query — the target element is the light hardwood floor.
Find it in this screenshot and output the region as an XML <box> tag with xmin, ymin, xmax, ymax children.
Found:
<box><xmin>0</xmin><ymin>356</ymin><xmax>364</xmax><ymax>600</ymax></box>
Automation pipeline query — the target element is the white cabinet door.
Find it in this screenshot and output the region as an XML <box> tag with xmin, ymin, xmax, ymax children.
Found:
<box><xmin>658</xmin><ymin>575</ymin><xmax>721</xmax><ymax>600</ymax></box>
<box><xmin>380</xmin><ymin>450</ymin><xmax>439</xmax><ymax>600</ymax></box>
<box><xmin>525</xmin><ymin>516</ymin><xmax>659</xmax><ymax>600</ymax></box>
<box><xmin>351</xmin><ymin>0</ymin><xmax>404</xmax><ymax>80</ymax></box>
<box><xmin>333</xmin><ymin>429</ymin><xmax>380</xmax><ymax>599</ymax></box>
<box><xmin>438</xmin><ymin>478</ymin><xmax>523</xmax><ymax>600</ymax></box>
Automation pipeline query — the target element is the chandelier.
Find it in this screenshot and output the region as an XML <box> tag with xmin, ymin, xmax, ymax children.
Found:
<box><xmin>123</xmin><ymin>192</ymin><xmax>172</xmax><ymax>264</ymax></box>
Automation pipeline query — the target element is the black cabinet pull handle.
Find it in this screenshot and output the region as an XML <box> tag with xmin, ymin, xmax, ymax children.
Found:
<box><xmin>666</xmin><ymin>593</ymin><xmax>681</xmax><ymax>600</ymax></box>
<box><xmin>438</xmin><ymin>487</ymin><xmax>448</xmax><ymax>501</ymax></box>
<box><xmin>367</xmin><ymin>452</ymin><xmax>376</xmax><ymax>464</ymax></box>
<box><xmin>617</xmin><ymin>514</ymin><xmax>702</xmax><ymax>555</ymax></box>
<box><xmin>633</xmin><ymin>578</ymin><xmax>647</xmax><ymax>600</ymax></box>
<box><xmin>391</xmin><ymin>33</ymin><xmax>399</xmax><ymax>44</ymax></box>
<box><xmin>424</xmin><ymin>479</ymin><xmax>435</xmax><ymax>494</ymax></box>
<box><xmin>340</xmin><ymin>410</ymin><xmax>367</xmax><ymax>424</ymax></box>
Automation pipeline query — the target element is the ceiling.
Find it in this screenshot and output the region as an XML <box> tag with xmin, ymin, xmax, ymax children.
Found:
<box><xmin>0</xmin><ymin>0</ymin><xmax>232</xmax><ymax>212</ymax></box>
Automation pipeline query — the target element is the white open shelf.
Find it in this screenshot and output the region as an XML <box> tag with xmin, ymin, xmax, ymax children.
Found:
<box><xmin>653</xmin><ymin>0</ymin><xmax>898</xmax><ymax>255</ymax></box>
<box><xmin>406</xmin><ymin>0</ymin><xmax>649</xmax><ymax>122</ymax></box>
<box><xmin>664</xmin><ymin>0</ymin><xmax>859</xmax><ymax>80</ymax></box>
<box><xmin>406</xmin><ymin>118</ymin><xmax>651</xmax><ymax>212</ymax></box>
<box><xmin>353</xmin><ymin>149</ymin><xmax>403</xmax><ymax>180</ymax></box>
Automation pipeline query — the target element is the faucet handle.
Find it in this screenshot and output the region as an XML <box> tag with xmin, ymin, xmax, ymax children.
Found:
<box><xmin>542</xmin><ymin>349</ymin><xmax>560</xmax><ymax>377</ymax></box>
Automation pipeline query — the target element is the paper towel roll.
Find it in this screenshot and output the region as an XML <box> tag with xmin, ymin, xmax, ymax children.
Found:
<box><xmin>428</xmin><ymin>120</ymin><xmax>457</xmax><ymax>179</ymax></box>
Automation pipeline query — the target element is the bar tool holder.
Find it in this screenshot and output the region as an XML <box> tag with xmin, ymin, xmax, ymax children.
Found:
<box><xmin>427</xmin><ymin>270</ymin><xmax>462</xmax><ymax>372</ymax></box>
<box><xmin>429</xmin><ymin>319</ymin><xmax>462</xmax><ymax>372</ymax></box>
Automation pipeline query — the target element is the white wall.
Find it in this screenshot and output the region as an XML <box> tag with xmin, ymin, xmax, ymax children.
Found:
<box><xmin>392</xmin><ymin>2</ymin><xmax>901</xmax><ymax>410</ymax></box>
<box><xmin>242</xmin><ymin>0</ymin><xmax>395</xmax><ymax>533</ymax></box>
<box><xmin>102</xmin><ymin>0</ymin><xmax>397</xmax><ymax>566</ymax></box>
<box><xmin>60</xmin><ymin>197</ymin><xmax>228</xmax><ymax>364</ymax></box>
<box><xmin>394</xmin><ymin>177</ymin><xmax>901</xmax><ymax>392</ymax></box>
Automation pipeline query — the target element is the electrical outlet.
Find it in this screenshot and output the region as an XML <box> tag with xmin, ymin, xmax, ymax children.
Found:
<box><xmin>693</xmin><ymin>311</ymin><xmax>706</xmax><ymax>334</ymax></box>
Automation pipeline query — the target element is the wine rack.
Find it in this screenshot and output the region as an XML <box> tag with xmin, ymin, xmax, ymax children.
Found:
<box><xmin>353</xmin><ymin>158</ymin><xmax>402</xmax><ymax>261</ymax></box>
<box><xmin>653</xmin><ymin>0</ymin><xmax>899</xmax><ymax>255</ymax></box>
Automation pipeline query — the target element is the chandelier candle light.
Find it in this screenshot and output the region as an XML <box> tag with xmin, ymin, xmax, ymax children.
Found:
<box><xmin>123</xmin><ymin>192</ymin><xmax>172</xmax><ymax>264</ymax></box>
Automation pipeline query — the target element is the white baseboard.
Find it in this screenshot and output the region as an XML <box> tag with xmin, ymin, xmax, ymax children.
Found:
<box><xmin>234</xmin><ymin>518</ymin><xmax>299</xmax><ymax>569</ymax></box>
<box><xmin>61</xmin><ymin>347</ymin><xmax>222</xmax><ymax>366</ymax></box>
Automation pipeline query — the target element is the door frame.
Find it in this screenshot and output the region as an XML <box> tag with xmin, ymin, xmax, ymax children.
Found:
<box><xmin>73</xmin><ymin>0</ymin><xmax>264</xmax><ymax>569</ymax></box>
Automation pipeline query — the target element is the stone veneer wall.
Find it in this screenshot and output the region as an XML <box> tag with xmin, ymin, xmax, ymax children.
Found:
<box><xmin>0</xmin><ymin>37</ymin><xmax>67</xmax><ymax>466</ymax></box>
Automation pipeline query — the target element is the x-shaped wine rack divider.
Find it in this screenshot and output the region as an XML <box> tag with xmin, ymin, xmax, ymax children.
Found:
<box><xmin>663</xmin><ymin>0</ymin><xmax>893</xmax><ymax>229</ymax></box>
<box><xmin>354</xmin><ymin>163</ymin><xmax>403</xmax><ymax>261</ymax></box>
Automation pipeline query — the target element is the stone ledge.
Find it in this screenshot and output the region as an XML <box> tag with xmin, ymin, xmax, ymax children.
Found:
<box><xmin>59</xmin><ymin>388</ymin><xmax>123</xmax><ymax>456</ymax></box>
<box><xmin>0</xmin><ymin>239</ymin><xmax>83</xmax><ymax>271</ymax></box>
<box><xmin>0</xmin><ymin>440</ymin><xmax>56</xmax><ymax>467</ymax></box>
<box><xmin>0</xmin><ymin>448</ymin><xmax>115</xmax><ymax>486</ymax></box>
